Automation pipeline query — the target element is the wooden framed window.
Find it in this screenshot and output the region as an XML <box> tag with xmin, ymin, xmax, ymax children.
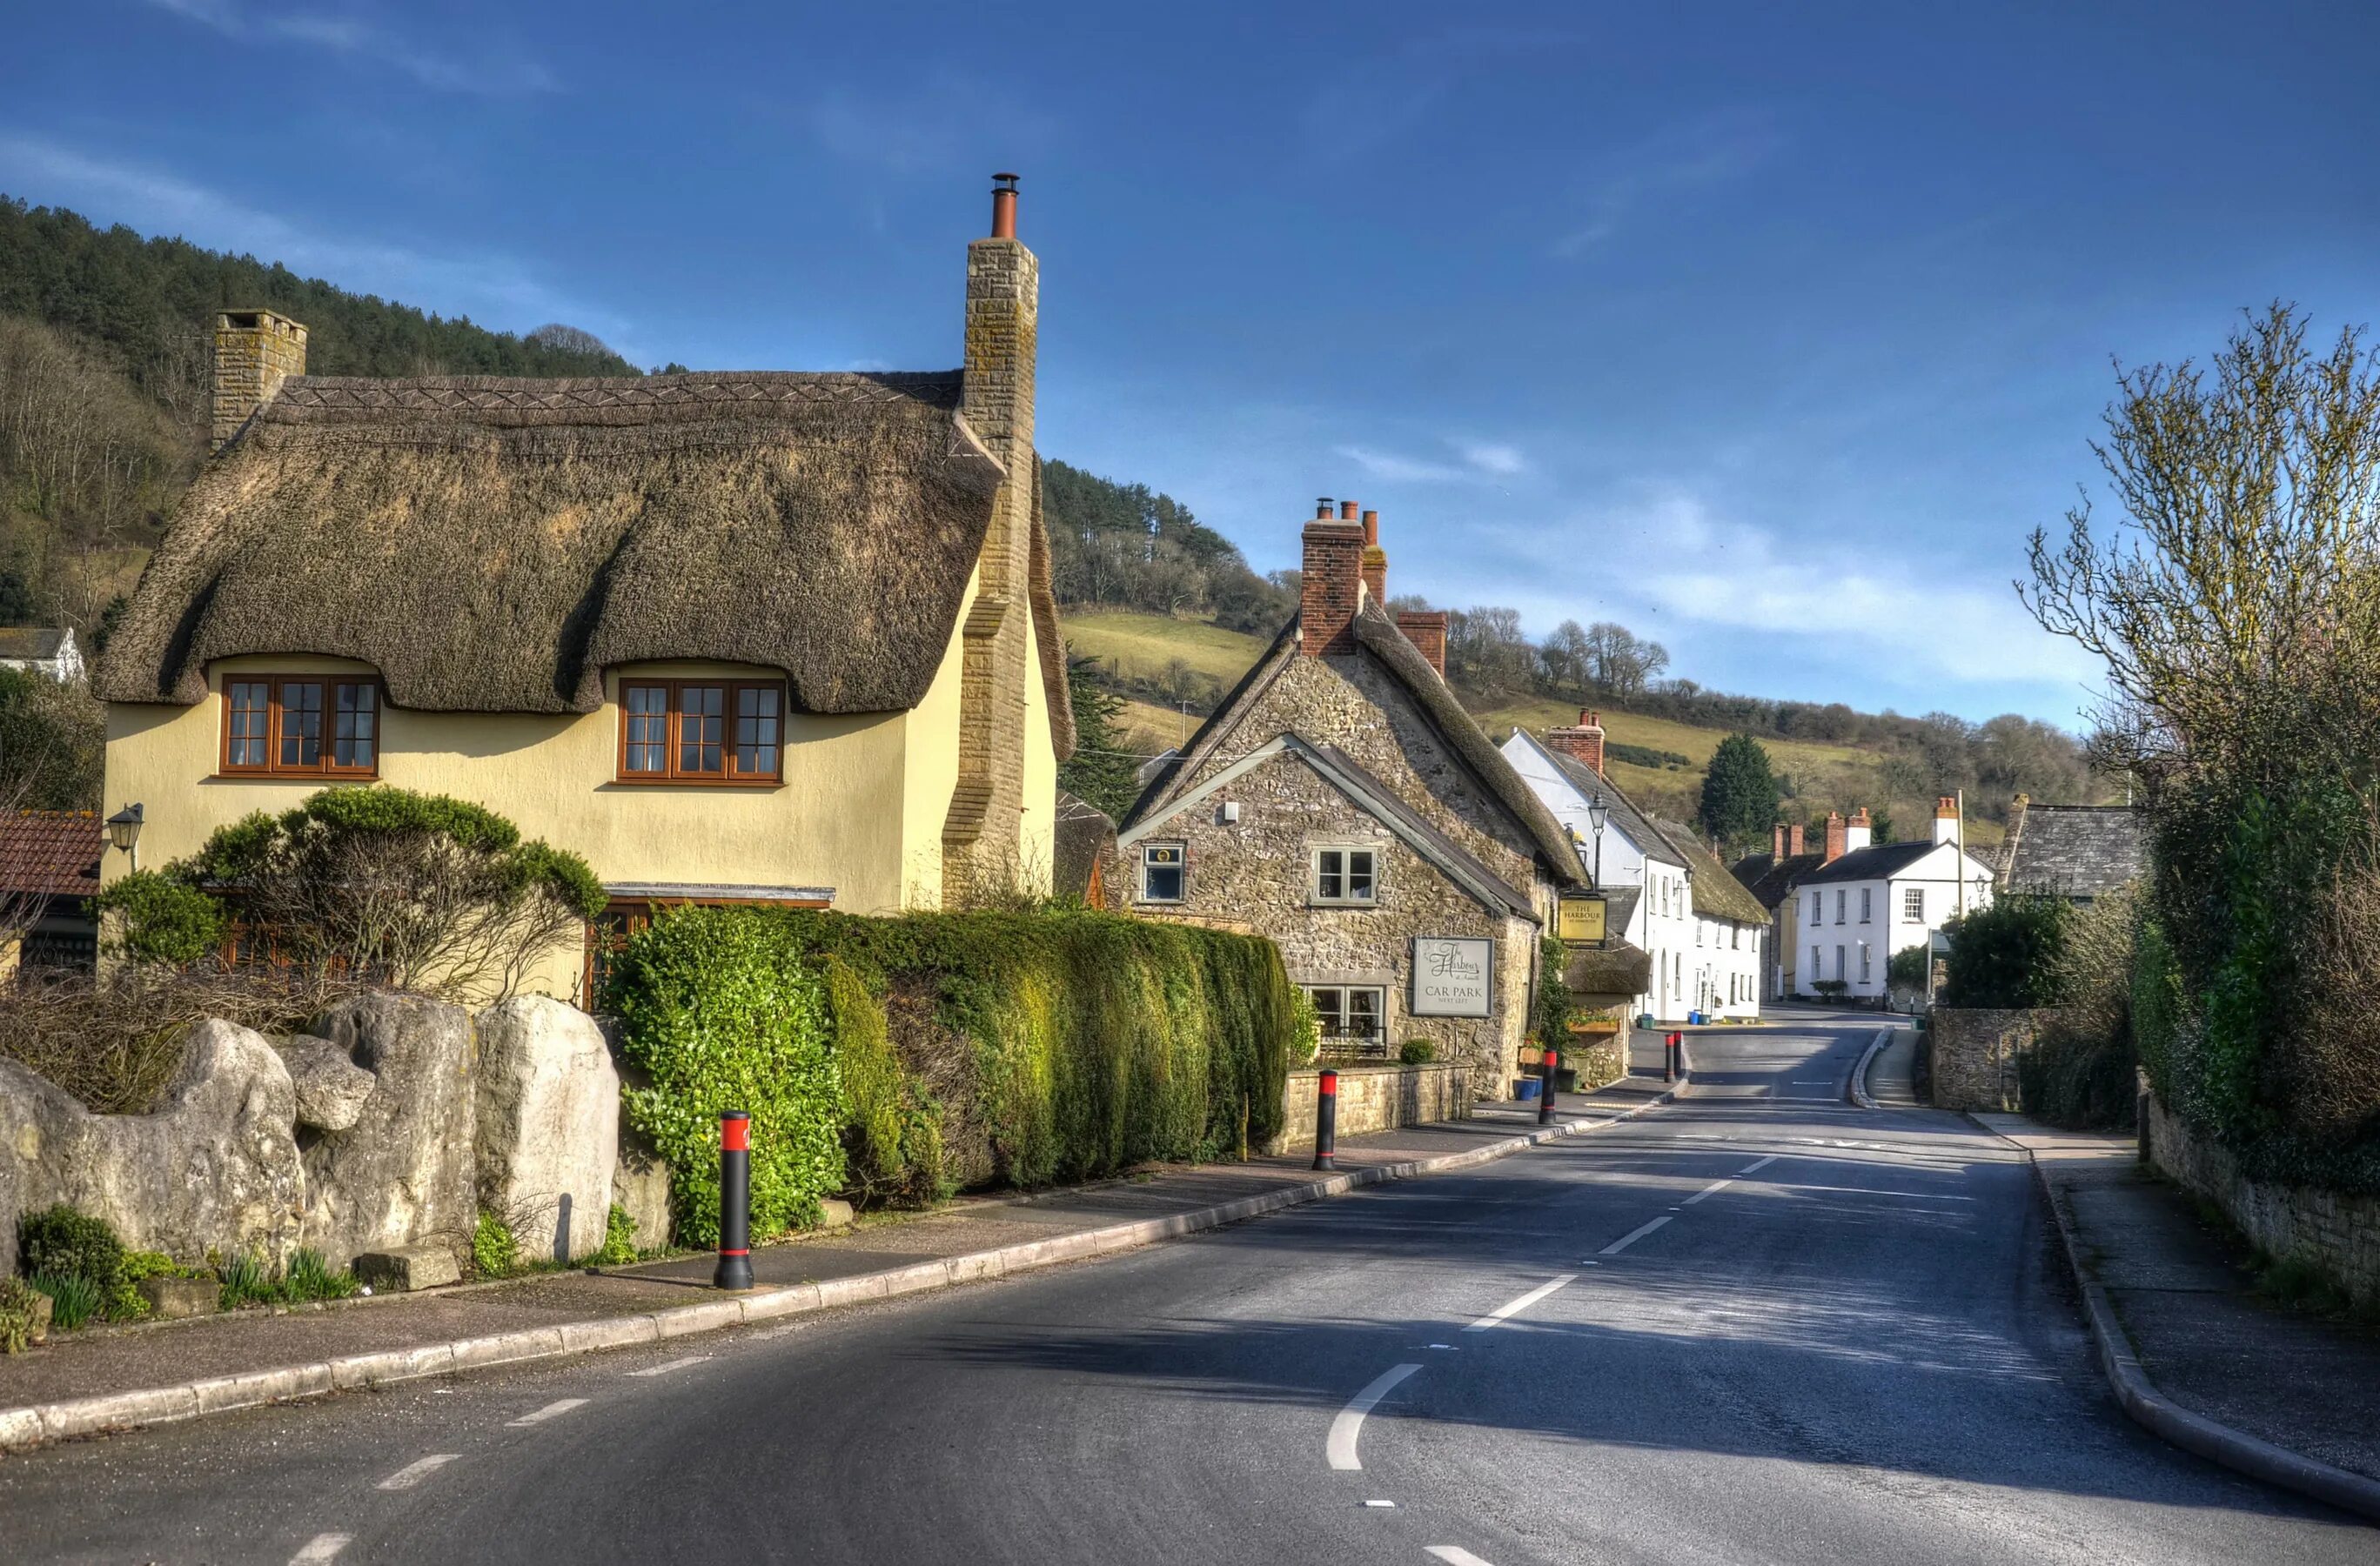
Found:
<box><xmin>221</xmin><ymin>677</ymin><xmax>379</xmax><ymax>778</ymax></box>
<box><xmin>1304</xmin><ymin>984</ymin><xmax>1386</xmax><ymax>1054</ymax></box>
<box><xmin>1902</xmin><ymin>886</ymin><xmax>1925</xmax><ymax>921</ymax></box>
<box><xmin>616</xmin><ymin>679</ymin><xmax>787</xmax><ymax>785</ymax></box>
<box><xmin>1310</xmin><ymin>846</ymin><xmax>1378</xmax><ymax>905</ymax></box>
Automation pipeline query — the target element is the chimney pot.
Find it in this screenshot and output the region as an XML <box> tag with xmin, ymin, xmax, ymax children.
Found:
<box><xmin>1317</xmin><ymin>497</ymin><xmax>1334</xmax><ymax>519</ymax></box>
<box><xmin>989</xmin><ymin>171</ymin><xmax>1019</xmax><ymax>239</ymax></box>
<box><xmin>1361</xmin><ymin>509</ymin><xmax>1378</xmax><ymax>544</ymax></box>
<box><xmin>1339</xmin><ymin>499</ymin><xmax>1359</xmax><ymax>520</ymax></box>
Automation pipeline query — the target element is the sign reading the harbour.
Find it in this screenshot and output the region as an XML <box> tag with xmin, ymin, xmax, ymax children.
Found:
<box><xmin>1557</xmin><ymin>896</ymin><xmax>1608</xmax><ymax>944</ymax></box>
<box><xmin>1411</xmin><ymin>936</ymin><xmax>1494</xmax><ymax>1017</ymax></box>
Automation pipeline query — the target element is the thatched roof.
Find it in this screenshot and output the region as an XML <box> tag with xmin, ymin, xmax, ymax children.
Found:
<box><xmin>97</xmin><ymin>371</ymin><xmax>1063</xmax><ymax>722</ymax></box>
<box><xmin>1564</xmin><ymin>941</ymin><xmax>1653</xmax><ymax>1001</ymax></box>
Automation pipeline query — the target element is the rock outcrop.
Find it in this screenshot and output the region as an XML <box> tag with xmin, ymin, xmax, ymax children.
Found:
<box><xmin>299</xmin><ymin>994</ymin><xmax>476</xmax><ymax>1268</ymax></box>
<box><xmin>280</xmin><ymin>1035</ymin><xmax>376</xmax><ymax>1134</ymax></box>
<box><xmin>473</xmin><ymin>996</ymin><xmax>619</xmax><ymax>1263</ymax></box>
<box><xmin>0</xmin><ymin>1021</ymin><xmax>305</xmax><ymax>1269</ymax></box>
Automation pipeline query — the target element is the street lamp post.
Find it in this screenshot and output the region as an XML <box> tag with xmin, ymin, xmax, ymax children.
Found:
<box><xmin>1587</xmin><ymin>794</ymin><xmax>1609</xmax><ymax>886</ymax></box>
<box><xmin>104</xmin><ymin>803</ymin><xmax>144</xmax><ymax>873</ymax></box>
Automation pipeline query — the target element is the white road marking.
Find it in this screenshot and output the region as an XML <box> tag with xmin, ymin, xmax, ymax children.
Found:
<box><xmin>1462</xmin><ymin>1274</ymin><xmax>1577</xmax><ymax>1332</ymax></box>
<box><xmin>1599</xmin><ymin>1215</ymin><xmax>1673</xmax><ymax>1256</ymax></box>
<box><xmin>627</xmin><ymin>1355</ymin><xmax>710</xmax><ymax>1377</ymax></box>
<box><xmin>289</xmin><ymin>1536</ymin><xmax>351</xmax><ymax>1564</ymax></box>
<box><xmin>1682</xmin><ymin>1176</ymin><xmax>1736</xmax><ymax>1206</ymax></box>
<box><xmin>377</xmin><ymin>1455</ymin><xmax>459</xmax><ymax>1491</ymax></box>
<box><xmin>1364</xmin><ymin>1499</ymin><xmax>1397</xmax><ymax>1508</ymax></box>
<box><xmin>1739</xmin><ymin>1155</ymin><xmax>1780</xmax><ymax>1174</ymax></box>
<box><xmin>1327</xmin><ymin>1363</ymin><xmax>1423</xmax><ymax>1469</ymax></box>
<box><xmin>1427</xmin><ymin>1549</ymin><xmax>1498</xmax><ymax>1565</ymax></box>
<box><xmin>506</xmin><ymin>1398</ymin><xmax>589</xmax><ymax>1428</ymax></box>
<box><xmin>1790</xmin><ymin>1080</ymin><xmax>1833</xmax><ymax>1085</ymax></box>
<box><xmin>1426</xmin><ymin>1342</ymin><xmax>1456</xmax><ymax>1349</ymax></box>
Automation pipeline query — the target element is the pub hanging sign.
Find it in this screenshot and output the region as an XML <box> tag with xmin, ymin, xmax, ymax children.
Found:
<box><xmin>1556</xmin><ymin>894</ymin><xmax>1608</xmax><ymax>945</ymax></box>
<box><xmin>1411</xmin><ymin>935</ymin><xmax>1495</xmax><ymax>1017</ymax></box>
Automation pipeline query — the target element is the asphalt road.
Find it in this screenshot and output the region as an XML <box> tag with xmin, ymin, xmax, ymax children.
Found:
<box><xmin>3</xmin><ymin>1018</ymin><xmax>2371</xmax><ymax>1565</ymax></box>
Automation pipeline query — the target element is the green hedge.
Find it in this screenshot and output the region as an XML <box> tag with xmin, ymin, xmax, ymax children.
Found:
<box><xmin>604</xmin><ymin>907</ymin><xmax>1298</xmax><ymax>1237</ymax></box>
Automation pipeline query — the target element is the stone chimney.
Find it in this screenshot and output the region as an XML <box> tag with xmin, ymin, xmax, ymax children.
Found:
<box><xmin>1396</xmin><ymin>610</ymin><xmax>1447</xmax><ymax>677</ymax></box>
<box><xmin>1934</xmin><ymin>794</ymin><xmax>1961</xmax><ymax>847</ymax></box>
<box><xmin>211</xmin><ymin>310</ymin><xmax>307</xmax><ymax>452</ymax></box>
<box><xmin>1788</xmin><ymin>823</ymin><xmax>1805</xmax><ymax>856</ymax></box>
<box><xmin>1359</xmin><ymin>508</ymin><xmax>1387</xmax><ymax>602</ymax></box>
<box><xmin>1546</xmin><ymin>709</ymin><xmax>1606</xmax><ymax>776</ymax></box>
<box><xmin>1300</xmin><ymin>498</ymin><xmax>1365</xmax><ymax>657</ymax></box>
<box><xmin>1821</xmin><ymin>810</ymin><xmax>1847</xmax><ymax>865</ymax></box>
<box><xmin>945</xmin><ymin>174</ymin><xmax>1041</xmax><ymax>901</ymax></box>
<box><xmin>1845</xmin><ymin>806</ymin><xmax>1873</xmax><ymax>854</ymax></box>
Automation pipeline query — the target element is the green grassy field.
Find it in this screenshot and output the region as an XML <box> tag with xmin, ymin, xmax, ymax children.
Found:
<box><xmin>1057</xmin><ymin>605</ymin><xmax>2003</xmax><ymax>847</ymax></box>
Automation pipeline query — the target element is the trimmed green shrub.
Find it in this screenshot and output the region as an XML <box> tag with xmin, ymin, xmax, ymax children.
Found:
<box><xmin>473</xmin><ymin>1212</ymin><xmax>520</xmax><ymax>1278</ymax></box>
<box><xmin>1940</xmin><ymin>896</ymin><xmax>2075</xmax><ymax>1008</ymax></box>
<box><xmin>92</xmin><ymin>871</ymin><xmax>227</xmax><ymax>966</ymax></box>
<box><xmin>608</xmin><ymin>912</ymin><xmax>845</xmax><ymax>1244</ymax></box>
<box><xmin>17</xmin><ymin>1205</ymin><xmax>130</xmax><ymax>1318</ymax></box>
<box><xmin>605</xmin><ymin>907</ymin><xmax>1298</xmax><ymax>1212</ymax></box>
<box><xmin>1399</xmin><ymin>1039</ymin><xmax>1438</xmax><ymax>1065</ymax></box>
<box><xmin>1531</xmin><ymin>934</ymin><xmax>1572</xmax><ymax>1046</ymax></box>
<box><xmin>0</xmin><ymin>1275</ymin><xmax>49</xmax><ymax>1353</ymax></box>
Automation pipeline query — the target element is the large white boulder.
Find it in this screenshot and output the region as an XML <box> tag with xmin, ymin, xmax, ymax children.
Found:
<box><xmin>299</xmin><ymin>994</ymin><xmax>477</xmax><ymax>1268</ymax></box>
<box><xmin>474</xmin><ymin>996</ymin><xmax>619</xmax><ymax>1263</ymax></box>
<box><xmin>1</xmin><ymin>1021</ymin><xmax>305</xmax><ymax>1270</ymax></box>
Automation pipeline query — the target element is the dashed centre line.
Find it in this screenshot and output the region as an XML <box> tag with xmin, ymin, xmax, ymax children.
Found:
<box><xmin>507</xmin><ymin>1398</ymin><xmax>589</xmax><ymax>1428</ymax></box>
<box><xmin>288</xmin><ymin>1534</ymin><xmax>351</xmax><ymax>1563</ymax></box>
<box><xmin>1740</xmin><ymin>1154</ymin><xmax>1780</xmax><ymax>1174</ymax></box>
<box><xmin>1682</xmin><ymin>1176</ymin><xmax>1735</xmax><ymax>1206</ymax></box>
<box><xmin>1599</xmin><ymin>1215</ymin><xmax>1674</xmax><ymax>1255</ymax></box>
<box><xmin>1327</xmin><ymin>1362</ymin><xmax>1423</xmax><ymax>1470</ymax></box>
<box><xmin>376</xmin><ymin>1455</ymin><xmax>459</xmax><ymax>1491</ymax></box>
<box><xmin>1462</xmin><ymin>1274</ymin><xmax>1578</xmax><ymax>1332</ymax></box>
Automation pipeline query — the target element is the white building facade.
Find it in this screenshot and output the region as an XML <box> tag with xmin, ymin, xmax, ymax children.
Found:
<box><xmin>1788</xmin><ymin>800</ymin><xmax>1995</xmax><ymax>1002</ymax></box>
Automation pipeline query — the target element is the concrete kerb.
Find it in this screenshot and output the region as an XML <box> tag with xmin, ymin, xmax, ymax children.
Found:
<box><xmin>0</xmin><ymin>1070</ymin><xmax>1693</xmax><ymax>1455</ymax></box>
<box><xmin>1971</xmin><ymin>1114</ymin><xmax>2380</xmax><ymax>1526</ymax></box>
<box><xmin>1849</xmin><ymin>1029</ymin><xmax>1889</xmax><ymax>1110</ymax></box>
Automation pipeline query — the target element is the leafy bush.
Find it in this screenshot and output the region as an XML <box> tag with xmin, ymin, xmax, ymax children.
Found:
<box><xmin>1288</xmin><ymin>987</ymin><xmax>1321</xmax><ymax>1068</ymax></box>
<box><xmin>1887</xmin><ymin>945</ymin><xmax>1929</xmax><ymax>991</ymax></box>
<box><xmin>1813</xmin><ymin>979</ymin><xmax>1849</xmax><ymax>1000</ymax></box>
<box><xmin>30</xmin><ymin>1272</ymin><xmax>100</xmax><ymax>1331</ymax></box>
<box><xmin>17</xmin><ymin>1204</ymin><xmax>131</xmax><ymax>1318</ymax></box>
<box><xmin>1940</xmin><ymin>895</ymin><xmax>2075</xmax><ymax>1008</ymax></box>
<box><xmin>0</xmin><ymin>1275</ymin><xmax>49</xmax><ymax>1353</ymax></box>
<box><xmin>1531</xmin><ymin>934</ymin><xmax>1572</xmax><ymax>1046</ymax></box>
<box><xmin>92</xmin><ymin>871</ymin><xmax>227</xmax><ymax>966</ymax></box>
<box><xmin>172</xmin><ymin>786</ymin><xmax>604</xmax><ymax>999</ymax></box>
<box><xmin>472</xmin><ymin>1213</ymin><xmax>520</xmax><ymax>1278</ymax></box>
<box><xmin>594</xmin><ymin>1204</ymin><xmax>640</xmax><ymax>1266</ymax></box>
<box><xmin>606</xmin><ymin>907</ymin><xmax>1298</xmax><ymax>1222</ymax></box>
<box><xmin>1398</xmin><ymin>1039</ymin><xmax>1438</xmax><ymax>1065</ymax></box>
<box><xmin>2020</xmin><ymin>1020</ymin><xmax>2139</xmax><ymax>1130</ymax></box>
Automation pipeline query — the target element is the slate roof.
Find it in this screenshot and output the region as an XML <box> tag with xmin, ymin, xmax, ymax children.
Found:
<box><xmin>1599</xmin><ymin>885</ymin><xmax>1642</xmax><ymax>937</ymax></box>
<box><xmin>1650</xmin><ymin>816</ymin><xmax>1772</xmax><ymax>926</ymax></box>
<box><xmin>2000</xmin><ymin>802</ymin><xmax>2147</xmax><ymax>901</ymax></box>
<box><xmin>1533</xmin><ymin>743</ymin><xmax>1689</xmax><ymax>871</ymax></box>
<box><xmin>1728</xmin><ymin>849</ymin><xmax>1813</xmax><ymax>913</ymax></box>
<box><xmin>0</xmin><ymin>810</ymin><xmax>102</xmax><ymax>901</ymax></box>
<box><xmin>0</xmin><ymin>627</ymin><xmax>72</xmax><ymax>661</ymax></box>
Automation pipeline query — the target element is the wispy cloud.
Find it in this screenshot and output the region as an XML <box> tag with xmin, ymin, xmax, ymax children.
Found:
<box><xmin>1334</xmin><ymin>437</ymin><xmax>1530</xmax><ymax>484</ymax></box>
<box><xmin>145</xmin><ymin>0</ymin><xmax>555</xmax><ymax>96</ymax></box>
<box><xmin>1552</xmin><ymin>109</ymin><xmax>1781</xmax><ymax>258</ymax></box>
<box><xmin>0</xmin><ymin>136</ymin><xmax>637</xmax><ymax>355</ymax></box>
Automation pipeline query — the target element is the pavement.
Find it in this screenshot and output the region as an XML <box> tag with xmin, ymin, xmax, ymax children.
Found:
<box><xmin>1976</xmin><ymin>1114</ymin><xmax>2380</xmax><ymax>1487</ymax></box>
<box><xmin>3</xmin><ymin>1019</ymin><xmax>2371</xmax><ymax>1564</ymax></box>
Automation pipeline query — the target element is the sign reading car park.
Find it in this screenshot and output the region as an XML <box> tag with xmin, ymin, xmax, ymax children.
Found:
<box><xmin>1411</xmin><ymin>935</ymin><xmax>1494</xmax><ymax>1017</ymax></box>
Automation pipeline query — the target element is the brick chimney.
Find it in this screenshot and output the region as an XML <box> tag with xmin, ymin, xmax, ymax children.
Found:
<box><xmin>1772</xmin><ymin>823</ymin><xmax>1787</xmax><ymax>860</ymax></box>
<box><xmin>1396</xmin><ymin>609</ymin><xmax>1447</xmax><ymax>677</ymax></box>
<box><xmin>1845</xmin><ymin>806</ymin><xmax>1873</xmax><ymax>854</ymax></box>
<box><xmin>211</xmin><ymin>310</ymin><xmax>306</xmax><ymax>452</ymax></box>
<box><xmin>1300</xmin><ymin>498</ymin><xmax>1365</xmax><ymax>657</ymax></box>
<box><xmin>1359</xmin><ymin>508</ymin><xmax>1388</xmax><ymax>602</ymax></box>
<box><xmin>1934</xmin><ymin>794</ymin><xmax>1961</xmax><ymax>847</ymax></box>
<box><xmin>946</xmin><ymin>173</ymin><xmax>1041</xmax><ymax>900</ymax></box>
<box><xmin>1546</xmin><ymin>709</ymin><xmax>1606</xmax><ymax>776</ymax></box>
<box><xmin>1788</xmin><ymin>823</ymin><xmax>1805</xmax><ymax>856</ymax></box>
<box><xmin>1822</xmin><ymin>810</ymin><xmax>1847</xmax><ymax>865</ymax></box>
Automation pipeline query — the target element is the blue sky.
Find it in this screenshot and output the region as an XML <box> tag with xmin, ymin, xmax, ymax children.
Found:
<box><xmin>10</xmin><ymin>2</ymin><xmax>2379</xmax><ymax>727</ymax></box>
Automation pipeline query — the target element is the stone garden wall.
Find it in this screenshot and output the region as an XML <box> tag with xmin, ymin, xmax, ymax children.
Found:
<box><xmin>2144</xmin><ymin>1089</ymin><xmax>2380</xmax><ymax>1310</ymax></box>
<box><xmin>1928</xmin><ymin>1007</ymin><xmax>2057</xmax><ymax>1111</ymax></box>
<box><xmin>1270</xmin><ymin>1062</ymin><xmax>1470</xmax><ymax>1155</ymax></box>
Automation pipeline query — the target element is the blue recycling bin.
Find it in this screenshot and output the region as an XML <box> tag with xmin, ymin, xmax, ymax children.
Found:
<box><xmin>1689</xmin><ymin>1010</ymin><xmax>1705</xmax><ymax>1026</ymax></box>
<box><xmin>1515</xmin><ymin>1078</ymin><xmax>1542</xmax><ymax>1102</ymax></box>
<box><xmin>1637</xmin><ymin>1013</ymin><xmax>1655</xmax><ymax>1028</ymax></box>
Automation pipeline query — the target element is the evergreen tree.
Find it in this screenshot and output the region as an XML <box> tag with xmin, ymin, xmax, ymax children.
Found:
<box><xmin>1056</xmin><ymin>652</ymin><xmax>1140</xmax><ymax>820</ymax></box>
<box><xmin>1699</xmin><ymin>733</ymin><xmax>1780</xmax><ymax>855</ymax></box>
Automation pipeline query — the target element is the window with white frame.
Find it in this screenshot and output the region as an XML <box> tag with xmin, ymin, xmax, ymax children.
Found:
<box><xmin>1860</xmin><ymin>943</ymin><xmax>1872</xmax><ymax>981</ymax></box>
<box><xmin>1139</xmin><ymin>843</ymin><xmax>1186</xmax><ymax>903</ymax></box>
<box><xmin>1835</xmin><ymin>889</ymin><xmax>1847</xmax><ymax>923</ymax></box>
<box><xmin>1311</xmin><ymin>847</ymin><xmax>1378</xmax><ymax>905</ymax></box>
<box><xmin>1860</xmin><ymin>887</ymin><xmax>1873</xmax><ymax>923</ymax></box>
<box><xmin>1904</xmin><ymin>886</ymin><xmax>1924</xmax><ymax>921</ymax></box>
<box><xmin>1304</xmin><ymin>985</ymin><xmax>1385</xmax><ymax>1051</ymax></box>
<box><xmin>1836</xmin><ymin>944</ymin><xmax>1847</xmax><ymax>980</ymax></box>
<box><xmin>1808</xmin><ymin>890</ymin><xmax>1820</xmax><ymax>924</ymax></box>
<box><xmin>1810</xmin><ymin>944</ymin><xmax>1821</xmax><ymax>979</ymax></box>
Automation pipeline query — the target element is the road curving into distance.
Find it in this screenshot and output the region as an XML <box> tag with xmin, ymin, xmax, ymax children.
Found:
<box><xmin>1</xmin><ymin>1018</ymin><xmax>2370</xmax><ymax>1565</ymax></box>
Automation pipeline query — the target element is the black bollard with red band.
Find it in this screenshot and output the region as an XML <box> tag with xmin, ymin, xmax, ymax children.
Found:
<box><xmin>1539</xmin><ymin>1047</ymin><xmax>1559</xmax><ymax>1125</ymax></box>
<box><xmin>1664</xmin><ymin>1031</ymin><xmax>1679</xmax><ymax>1084</ymax></box>
<box><xmin>714</xmin><ymin>1110</ymin><xmax>754</xmax><ymax>1291</ymax></box>
<box><xmin>1312</xmin><ymin>1067</ymin><xmax>1339</xmax><ymax>1170</ymax></box>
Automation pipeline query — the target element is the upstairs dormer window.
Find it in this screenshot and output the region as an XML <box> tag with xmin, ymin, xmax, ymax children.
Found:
<box><xmin>222</xmin><ymin>676</ymin><xmax>379</xmax><ymax>779</ymax></box>
<box><xmin>619</xmin><ymin>679</ymin><xmax>785</xmax><ymax>785</ymax></box>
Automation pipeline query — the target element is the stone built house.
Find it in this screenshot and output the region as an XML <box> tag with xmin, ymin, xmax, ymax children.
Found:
<box><xmin>1115</xmin><ymin>502</ymin><xmax>1647</xmax><ymax>1095</ymax></box>
<box><xmin>1995</xmin><ymin>794</ymin><xmax>2146</xmax><ymax>906</ymax></box>
<box><xmin>1731</xmin><ymin>799</ymin><xmax>1996</xmax><ymax>1001</ymax></box>
<box><xmin>95</xmin><ymin>177</ymin><xmax>1072</xmax><ymax>1003</ymax></box>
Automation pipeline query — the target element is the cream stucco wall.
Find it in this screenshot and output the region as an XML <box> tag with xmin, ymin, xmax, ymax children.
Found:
<box><xmin>1019</xmin><ymin>598</ymin><xmax>1058</xmax><ymax>894</ymax></box>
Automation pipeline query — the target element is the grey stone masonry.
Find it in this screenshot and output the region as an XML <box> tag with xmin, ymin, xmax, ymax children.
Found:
<box><xmin>1928</xmin><ymin>1007</ymin><xmax>2055</xmax><ymax>1111</ymax></box>
<box><xmin>211</xmin><ymin>311</ymin><xmax>307</xmax><ymax>451</ymax></box>
<box><xmin>2146</xmin><ymin>1089</ymin><xmax>2380</xmax><ymax>1310</ymax></box>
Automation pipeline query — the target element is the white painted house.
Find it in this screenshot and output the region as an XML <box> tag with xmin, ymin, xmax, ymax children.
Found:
<box><xmin>0</xmin><ymin>627</ymin><xmax>84</xmax><ymax>684</ymax></box>
<box><xmin>1785</xmin><ymin>799</ymin><xmax>1995</xmax><ymax>1001</ymax></box>
<box><xmin>1501</xmin><ymin>713</ymin><xmax>1761</xmax><ymax>1021</ymax></box>
<box><xmin>1651</xmin><ymin>813</ymin><xmax>1770</xmax><ymax>1021</ymax></box>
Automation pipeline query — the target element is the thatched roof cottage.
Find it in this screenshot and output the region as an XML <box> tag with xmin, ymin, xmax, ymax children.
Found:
<box><xmin>97</xmin><ymin>177</ymin><xmax>1071</xmax><ymax>1002</ymax></box>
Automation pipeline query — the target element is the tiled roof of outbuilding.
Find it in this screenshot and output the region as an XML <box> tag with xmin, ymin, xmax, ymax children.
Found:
<box><xmin>0</xmin><ymin>810</ymin><xmax>102</xmax><ymax>900</ymax></box>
